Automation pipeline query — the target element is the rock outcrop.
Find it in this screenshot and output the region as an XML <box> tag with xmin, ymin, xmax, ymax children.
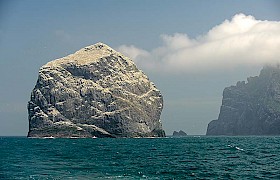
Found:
<box><xmin>172</xmin><ymin>130</ymin><xmax>187</xmax><ymax>136</ymax></box>
<box><xmin>207</xmin><ymin>66</ymin><xmax>280</xmax><ymax>135</ymax></box>
<box><xmin>28</xmin><ymin>42</ymin><xmax>165</xmax><ymax>138</ymax></box>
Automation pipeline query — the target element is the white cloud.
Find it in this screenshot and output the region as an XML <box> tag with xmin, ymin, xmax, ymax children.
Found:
<box><xmin>118</xmin><ymin>13</ymin><xmax>280</xmax><ymax>73</ymax></box>
<box><xmin>117</xmin><ymin>45</ymin><xmax>149</xmax><ymax>62</ymax></box>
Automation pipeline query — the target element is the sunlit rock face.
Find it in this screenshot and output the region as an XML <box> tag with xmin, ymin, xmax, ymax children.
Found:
<box><xmin>207</xmin><ymin>66</ymin><xmax>280</xmax><ymax>135</ymax></box>
<box><xmin>28</xmin><ymin>42</ymin><xmax>165</xmax><ymax>138</ymax></box>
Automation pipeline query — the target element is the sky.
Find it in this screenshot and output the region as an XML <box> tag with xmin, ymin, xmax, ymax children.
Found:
<box><xmin>0</xmin><ymin>0</ymin><xmax>280</xmax><ymax>136</ymax></box>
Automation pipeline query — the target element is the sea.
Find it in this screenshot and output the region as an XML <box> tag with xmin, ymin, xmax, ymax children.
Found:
<box><xmin>1</xmin><ymin>136</ymin><xmax>280</xmax><ymax>180</ymax></box>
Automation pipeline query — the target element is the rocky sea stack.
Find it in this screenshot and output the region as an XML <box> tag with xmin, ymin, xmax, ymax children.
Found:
<box><xmin>207</xmin><ymin>66</ymin><xmax>280</xmax><ymax>135</ymax></box>
<box><xmin>28</xmin><ymin>42</ymin><xmax>165</xmax><ymax>138</ymax></box>
<box><xmin>172</xmin><ymin>130</ymin><xmax>187</xmax><ymax>137</ymax></box>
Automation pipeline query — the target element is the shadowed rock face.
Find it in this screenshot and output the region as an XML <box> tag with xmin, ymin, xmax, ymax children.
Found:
<box><xmin>28</xmin><ymin>42</ymin><xmax>165</xmax><ymax>138</ymax></box>
<box><xmin>207</xmin><ymin>66</ymin><xmax>280</xmax><ymax>135</ymax></box>
<box><xmin>172</xmin><ymin>130</ymin><xmax>187</xmax><ymax>136</ymax></box>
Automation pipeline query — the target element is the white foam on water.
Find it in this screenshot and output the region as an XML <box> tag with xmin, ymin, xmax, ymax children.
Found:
<box><xmin>227</xmin><ymin>144</ymin><xmax>244</xmax><ymax>151</ymax></box>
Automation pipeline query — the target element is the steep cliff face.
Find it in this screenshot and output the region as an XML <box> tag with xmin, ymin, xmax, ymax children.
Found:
<box><xmin>28</xmin><ymin>42</ymin><xmax>165</xmax><ymax>138</ymax></box>
<box><xmin>207</xmin><ymin>66</ymin><xmax>280</xmax><ymax>135</ymax></box>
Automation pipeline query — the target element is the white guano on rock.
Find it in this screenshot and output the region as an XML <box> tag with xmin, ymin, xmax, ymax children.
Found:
<box><xmin>28</xmin><ymin>42</ymin><xmax>165</xmax><ymax>138</ymax></box>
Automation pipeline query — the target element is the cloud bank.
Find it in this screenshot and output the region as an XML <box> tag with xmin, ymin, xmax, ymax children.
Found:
<box><xmin>118</xmin><ymin>14</ymin><xmax>280</xmax><ymax>73</ymax></box>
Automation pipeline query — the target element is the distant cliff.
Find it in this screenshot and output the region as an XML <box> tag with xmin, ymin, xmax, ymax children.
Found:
<box><xmin>207</xmin><ymin>66</ymin><xmax>280</xmax><ymax>135</ymax></box>
<box><xmin>28</xmin><ymin>42</ymin><xmax>165</xmax><ymax>138</ymax></box>
<box><xmin>172</xmin><ymin>130</ymin><xmax>187</xmax><ymax>136</ymax></box>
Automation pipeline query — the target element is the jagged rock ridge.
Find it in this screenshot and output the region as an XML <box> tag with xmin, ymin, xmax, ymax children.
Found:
<box><xmin>207</xmin><ymin>66</ymin><xmax>280</xmax><ymax>135</ymax></box>
<box><xmin>28</xmin><ymin>42</ymin><xmax>165</xmax><ymax>138</ymax></box>
<box><xmin>172</xmin><ymin>130</ymin><xmax>187</xmax><ymax>136</ymax></box>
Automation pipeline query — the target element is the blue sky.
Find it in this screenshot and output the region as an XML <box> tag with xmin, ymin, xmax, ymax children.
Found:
<box><xmin>0</xmin><ymin>0</ymin><xmax>279</xmax><ymax>135</ymax></box>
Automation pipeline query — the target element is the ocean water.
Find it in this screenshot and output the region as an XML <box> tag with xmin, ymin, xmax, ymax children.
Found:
<box><xmin>1</xmin><ymin>136</ymin><xmax>280</xmax><ymax>179</ymax></box>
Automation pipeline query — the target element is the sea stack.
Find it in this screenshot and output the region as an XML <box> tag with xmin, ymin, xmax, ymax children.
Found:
<box><xmin>172</xmin><ymin>130</ymin><xmax>187</xmax><ymax>137</ymax></box>
<box><xmin>28</xmin><ymin>42</ymin><xmax>165</xmax><ymax>138</ymax></box>
<box><xmin>207</xmin><ymin>65</ymin><xmax>280</xmax><ymax>135</ymax></box>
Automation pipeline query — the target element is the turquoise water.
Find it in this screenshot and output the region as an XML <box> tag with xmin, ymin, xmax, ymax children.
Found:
<box><xmin>1</xmin><ymin>136</ymin><xmax>280</xmax><ymax>179</ymax></box>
